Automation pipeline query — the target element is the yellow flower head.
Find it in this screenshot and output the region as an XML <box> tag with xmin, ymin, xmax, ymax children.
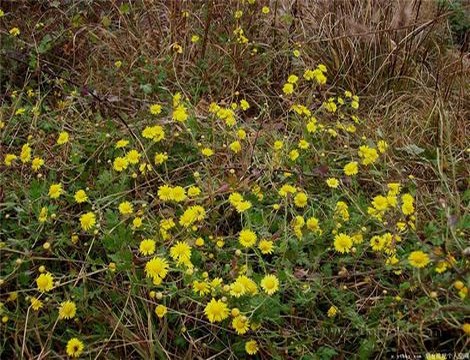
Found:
<box><xmin>326</xmin><ymin>178</ymin><xmax>339</xmax><ymax>188</ymax></box>
<box><xmin>204</xmin><ymin>298</ymin><xmax>229</xmax><ymax>323</ymax></box>
<box><xmin>126</xmin><ymin>150</ymin><xmax>141</xmax><ymax>164</ymax></box>
<box><xmin>201</xmin><ymin>147</ymin><xmax>214</xmax><ymax>157</ymax></box>
<box><xmin>245</xmin><ymin>340</ymin><xmax>259</xmax><ymax>355</ymax></box>
<box><xmin>118</xmin><ymin>201</ymin><xmax>133</xmax><ymax>215</ymax></box>
<box><xmin>139</xmin><ymin>239</ymin><xmax>156</xmax><ymax>256</ymax></box>
<box><xmin>30</xmin><ymin>297</ymin><xmax>43</xmax><ymax>311</ymax></box>
<box><xmin>57</xmin><ymin>131</ymin><xmax>69</xmax><ymax>145</ymax></box>
<box><xmin>36</xmin><ymin>273</ymin><xmax>54</xmax><ymax>292</ymax></box>
<box><xmin>258</xmin><ymin>239</ymin><xmax>274</xmax><ymax>254</ymax></box>
<box><xmin>232</xmin><ymin>315</ymin><xmax>250</xmax><ymax>334</ymax></box>
<box><xmin>66</xmin><ymin>338</ymin><xmax>84</xmax><ymax>358</ymax></box>
<box><xmin>327</xmin><ymin>305</ymin><xmax>338</xmax><ymax>318</ymax></box>
<box><xmin>149</xmin><ymin>104</ymin><xmax>162</xmax><ymax>115</ymax></box>
<box><xmin>80</xmin><ymin>212</ymin><xmax>96</xmax><ymax>231</ymax></box>
<box><xmin>344</xmin><ymin>161</ymin><xmax>358</xmax><ymax>176</ymax></box>
<box><xmin>145</xmin><ymin>256</ymin><xmax>169</xmax><ymax>281</ymax></box>
<box><xmin>48</xmin><ymin>183</ymin><xmax>63</xmax><ymax>199</ymax></box>
<box><xmin>334</xmin><ymin>233</ymin><xmax>353</xmax><ymax>253</ymax></box>
<box><xmin>294</xmin><ymin>192</ymin><xmax>308</xmax><ymax>207</ymax></box>
<box><xmin>408</xmin><ymin>251</ymin><xmax>430</xmax><ymax>268</ymax></box>
<box><xmin>260</xmin><ymin>274</ymin><xmax>279</xmax><ymax>295</ymax></box>
<box><xmin>20</xmin><ymin>143</ymin><xmax>32</xmax><ymax>163</ymax></box>
<box><xmin>155</xmin><ymin>304</ymin><xmax>167</xmax><ymax>318</ymax></box>
<box><xmin>113</xmin><ymin>156</ymin><xmax>128</xmax><ymax>172</ymax></box>
<box><xmin>74</xmin><ymin>190</ymin><xmax>88</xmax><ymax>203</ymax></box>
<box><xmin>31</xmin><ymin>157</ymin><xmax>44</xmax><ymax>171</ymax></box>
<box><xmin>239</xmin><ymin>229</ymin><xmax>257</xmax><ymax>248</ymax></box>
<box><xmin>58</xmin><ymin>301</ymin><xmax>77</xmax><ymax>320</ymax></box>
<box><xmin>170</xmin><ymin>241</ymin><xmax>192</xmax><ymax>265</ymax></box>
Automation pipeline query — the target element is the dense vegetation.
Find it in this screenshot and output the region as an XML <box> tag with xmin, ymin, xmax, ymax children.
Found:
<box><xmin>1</xmin><ymin>1</ymin><xmax>469</xmax><ymax>359</ymax></box>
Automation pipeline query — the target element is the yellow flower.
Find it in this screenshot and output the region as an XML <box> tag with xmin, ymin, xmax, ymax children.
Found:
<box><xmin>204</xmin><ymin>298</ymin><xmax>229</xmax><ymax>323</ymax></box>
<box><xmin>48</xmin><ymin>183</ymin><xmax>63</xmax><ymax>199</ymax></box>
<box><xmin>66</xmin><ymin>338</ymin><xmax>84</xmax><ymax>358</ymax></box>
<box><xmin>191</xmin><ymin>34</ymin><xmax>200</xmax><ymax>43</ymax></box>
<box><xmin>155</xmin><ymin>304</ymin><xmax>167</xmax><ymax>318</ymax></box>
<box><xmin>31</xmin><ymin>157</ymin><xmax>44</xmax><ymax>171</ymax></box>
<box><xmin>57</xmin><ymin>131</ymin><xmax>69</xmax><ymax>145</ymax></box>
<box><xmin>260</xmin><ymin>274</ymin><xmax>279</xmax><ymax>295</ymax></box>
<box><xmin>358</xmin><ymin>145</ymin><xmax>379</xmax><ymax>165</ymax></box>
<box><xmin>20</xmin><ymin>143</ymin><xmax>32</xmax><ymax>163</ymax></box>
<box><xmin>294</xmin><ymin>192</ymin><xmax>308</xmax><ymax>207</ymax></box>
<box><xmin>171</xmin><ymin>186</ymin><xmax>187</xmax><ymax>202</ymax></box>
<box><xmin>327</xmin><ymin>305</ymin><xmax>338</xmax><ymax>318</ymax></box>
<box><xmin>38</xmin><ymin>207</ymin><xmax>48</xmax><ymax>222</ymax></box>
<box><xmin>158</xmin><ymin>185</ymin><xmax>173</xmax><ymax>201</ymax></box>
<box><xmin>401</xmin><ymin>194</ymin><xmax>415</xmax><ymax>215</ymax></box>
<box><xmin>229</xmin><ymin>140</ymin><xmax>242</xmax><ymax>153</ymax></box>
<box><xmin>80</xmin><ymin>212</ymin><xmax>96</xmax><ymax>231</ymax></box>
<box><xmin>115</xmin><ymin>139</ymin><xmax>129</xmax><ymax>149</ymax></box>
<box><xmin>187</xmin><ymin>186</ymin><xmax>201</xmax><ymax>197</ymax></box>
<box><xmin>245</xmin><ymin>340</ymin><xmax>259</xmax><ymax>355</ymax></box>
<box><xmin>344</xmin><ymin>161</ymin><xmax>358</xmax><ymax>176</ymax></box>
<box><xmin>142</xmin><ymin>125</ymin><xmax>165</xmax><ymax>142</ymax></box>
<box><xmin>113</xmin><ymin>156</ymin><xmax>128</xmax><ymax>172</ymax></box>
<box><xmin>230</xmin><ymin>280</ymin><xmax>246</xmax><ymax>298</ymax></box>
<box><xmin>282</xmin><ymin>83</ymin><xmax>294</xmax><ymax>95</ymax></box>
<box><xmin>273</xmin><ymin>140</ymin><xmax>283</xmax><ymax>151</ymax></box>
<box><xmin>370</xmin><ymin>236</ymin><xmax>386</xmax><ymax>251</ymax></box>
<box><xmin>289</xmin><ymin>149</ymin><xmax>299</xmax><ymax>161</ymax></box>
<box><xmin>462</xmin><ymin>323</ymin><xmax>470</xmax><ymax>335</ymax></box>
<box><xmin>36</xmin><ymin>273</ymin><xmax>54</xmax><ymax>292</ymax></box>
<box><xmin>239</xmin><ymin>229</ymin><xmax>257</xmax><ymax>248</ymax></box>
<box><xmin>126</xmin><ymin>149</ymin><xmax>141</xmax><ymax>164</ymax></box>
<box><xmin>287</xmin><ymin>74</ymin><xmax>298</xmax><ymax>84</ymax></box>
<box><xmin>145</xmin><ymin>257</ymin><xmax>169</xmax><ymax>281</ymax></box>
<box><xmin>30</xmin><ymin>297</ymin><xmax>43</xmax><ymax>311</ymax></box>
<box><xmin>154</xmin><ymin>152</ymin><xmax>168</xmax><ymax>165</ymax></box>
<box><xmin>173</xmin><ymin>104</ymin><xmax>188</xmax><ymax>122</ymax></box>
<box><xmin>149</xmin><ymin>104</ymin><xmax>162</xmax><ymax>115</ymax></box>
<box><xmin>139</xmin><ymin>239</ymin><xmax>156</xmax><ymax>256</ymax></box>
<box><xmin>234</xmin><ymin>10</ymin><xmax>243</xmax><ymax>18</ymax></box>
<box><xmin>378</xmin><ymin>140</ymin><xmax>388</xmax><ymax>153</ymax></box>
<box><xmin>4</xmin><ymin>154</ymin><xmax>17</xmax><ymax>166</ymax></box>
<box><xmin>193</xmin><ymin>280</ymin><xmax>211</xmax><ymax>296</ymax></box>
<box><xmin>323</xmin><ymin>100</ymin><xmax>337</xmax><ymax>113</ymax></box>
<box><xmin>258</xmin><ymin>239</ymin><xmax>274</xmax><ymax>254</ymax></box>
<box><xmin>298</xmin><ymin>139</ymin><xmax>309</xmax><ymax>149</ymax></box>
<box><xmin>132</xmin><ymin>217</ymin><xmax>143</xmax><ymax>229</ymax></box>
<box><xmin>74</xmin><ymin>190</ymin><xmax>88</xmax><ymax>203</ymax></box>
<box><xmin>278</xmin><ymin>184</ymin><xmax>296</xmax><ymax>197</ymax></box>
<box><xmin>170</xmin><ymin>241</ymin><xmax>192</xmax><ymax>265</ymax></box>
<box><xmin>326</xmin><ymin>178</ymin><xmax>339</xmax><ymax>188</ymax></box>
<box><xmin>372</xmin><ymin>195</ymin><xmax>388</xmax><ymax>211</ymax></box>
<box><xmin>232</xmin><ymin>315</ymin><xmax>250</xmax><ymax>334</ymax></box>
<box><xmin>239</xmin><ymin>99</ymin><xmax>250</xmax><ymax>110</ymax></box>
<box><xmin>179</xmin><ymin>205</ymin><xmax>206</xmax><ymax>227</ymax></box>
<box><xmin>334</xmin><ymin>233</ymin><xmax>353</xmax><ymax>253</ymax></box>
<box><xmin>118</xmin><ymin>201</ymin><xmax>133</xmax><ymax>215</ymax></box>
<box><xmin>201</xmin><ymin>147</ymin><xmax>214</xmax><ymax>157</ymax></box>
<box><xmin>408</xmin><ymin>251</ymin><xmax>430</xmax><ymax>268</ymax></box>
<box><xmin>306</xmin><ymin>217</ymin><xmax>321</xmax><ymax>233</ymax></box>
<box><xmin>9</xmin><ymin>27</ymin><xmax>20</xmax><ymax>36</ymax></box>
<box><xmin>58</xmin><ymin>301</ymin><xmax>77</xmax><ymax>320</ymax></box>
